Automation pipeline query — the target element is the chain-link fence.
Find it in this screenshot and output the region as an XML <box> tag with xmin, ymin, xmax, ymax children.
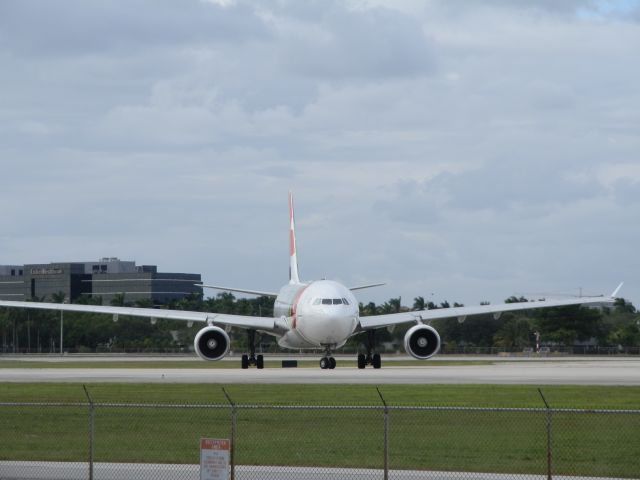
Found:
<box><xmin>1</xmin><ymin>398</ymin><xmax>639</xmax><ymax>480</ymax></box>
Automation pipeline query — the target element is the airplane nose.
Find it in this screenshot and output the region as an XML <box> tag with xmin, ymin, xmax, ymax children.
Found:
<box><xmin>298</xmin><ymin>310</ymin><xmax>357</xmax><ymax>345</ymax></box>
<box><xmin>325</xmin><ymin>313</ymin><xmax>357</xmax><ymax>339</ymax></box>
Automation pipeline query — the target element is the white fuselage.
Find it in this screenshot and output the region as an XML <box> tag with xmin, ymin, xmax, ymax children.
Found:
<box><xmin>273</xmin><ymin>280</ymin><xmax>360</xmax><ymax>349</ymax></box>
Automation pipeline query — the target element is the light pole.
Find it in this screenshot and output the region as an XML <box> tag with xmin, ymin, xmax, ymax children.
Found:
<box><xmin>60</xmin><ymin>309</ymin><xmax>63</xmax><ymax>356</ymax></box>
<box><xmin>60</xmin><ymin>300</ymin><xmax>66</xmax><ymax>356</ymax></box>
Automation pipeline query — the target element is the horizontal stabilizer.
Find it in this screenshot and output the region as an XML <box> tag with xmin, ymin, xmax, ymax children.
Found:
<box><xmin>349</xmin><ymin>283</ymin><xmax>386</xmax><ymax>292</ymax></box>
<box><xmin>197</xmin><ymin>284</ymin><xmax>278</xmax><ymax>298</ymax></box>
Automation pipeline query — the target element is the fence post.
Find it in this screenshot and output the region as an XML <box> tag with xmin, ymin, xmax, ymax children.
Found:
<box><xmin>376</xmin><ymin>387</ymin><xmax>389</xmax><ymax>480</ymax></box>
<box><xmin>538</xmin><ymin>388</ymin><xmax>552</xmax><ymax>480</ymax></box>
<box><xmin>82</xmin><ymin>385</ymin><xmax>95</xmax><ymax>480</ymax></box>
<box><xmin>222</xmin><ymin>388</ymin><xmax>236</xmax><ymax>480</ymax></box>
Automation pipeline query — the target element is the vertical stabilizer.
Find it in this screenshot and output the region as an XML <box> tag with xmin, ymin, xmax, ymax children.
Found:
<box><xmin>288</xmin><ymin>192</ymin><xmax>301</xmax><ymax>284</ymax></box>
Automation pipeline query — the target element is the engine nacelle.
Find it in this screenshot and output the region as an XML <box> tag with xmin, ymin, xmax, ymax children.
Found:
<box><xmin>404</xmin><ymin>324</ymin><xmax>441</xmax><ymax>360</ymax></box>
<box><xmin>194</xmin><ymin>326</ymin><xmax>230</xmax><ymax>361</ymax></box>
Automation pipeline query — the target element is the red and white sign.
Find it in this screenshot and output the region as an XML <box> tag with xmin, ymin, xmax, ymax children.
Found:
<box><xmin>200</xmin><ymin>438</ymin><xmax>230</xmax><ymax>480</ymax></box>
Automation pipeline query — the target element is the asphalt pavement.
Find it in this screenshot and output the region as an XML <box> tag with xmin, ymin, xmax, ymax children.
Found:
<box><xmin>1</xmin><ymin>357</ymin><xmax>639</xmax><ymax>384</ymax></box>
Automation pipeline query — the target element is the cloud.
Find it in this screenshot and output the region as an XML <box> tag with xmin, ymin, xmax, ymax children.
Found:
<box><xmin>0</xmin><ymin>0</ymin><xmax>268</xmax><ymax>56</ymax></box>
<box><xmin>430</xmin><ymin>0</ymin><xmax>639</xmax><ymax>18</ymax></box>
<box><xmin>274</xmin><ymin>4</ymin><xmax>436</xmax><ymax>80</ymax></box>
<box><xmin>612</xmin><ymin>178</ymin><xmax>640</xmax><ymax>205</ymax></box>
<box><xmin>0</xmin><ymin>0</ymin><xmax>638</xmax><ymax>307</ymax></box>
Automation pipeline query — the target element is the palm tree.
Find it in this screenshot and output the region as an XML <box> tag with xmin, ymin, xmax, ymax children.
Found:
<box><xmin>110</xmin><ymin>293</ymin><xmax>126</xmax><ymax>307</ymax></box>
<box><xmin>50</xmin><ymin>291</ymin><xmax>66</xmax><ymax>303</ymax></box>
<box><xmin>413</xmin><ymin>296</ymin><xmax>425</xmax><ymax>311</ymax></box>
<box><xmin>493</xmin><ymin>317</ymin><xmax>532</xmax><ymax>350</ymax></box>
<box><xmin>135</xmin><ymin>298</ymin><xmax>154</xmax><ymax>308</ymax></box>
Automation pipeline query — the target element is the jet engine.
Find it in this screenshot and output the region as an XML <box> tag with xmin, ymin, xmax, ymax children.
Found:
<box><xmin>404</xmin><ymin>324</ymin><xmax>441</xmax><ymax>360</ymax></box>
<box><xmin>194</xmin><ymin>326</ymin><xmax>230</xmax><ymax>361</ymax></box>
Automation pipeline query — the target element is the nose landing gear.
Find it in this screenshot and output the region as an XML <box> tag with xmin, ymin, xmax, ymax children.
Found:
<box><xmin>320</xmin><ymin>357</ymin><xmax>336</xmax><ymax>369</ymax></box>
<box><xmin>320</xmin><ymin>345</ymin><xmax>336</xmax><ymax>369</ymax></box>
<box><xmin>357</xmin><ymin>330</ymin><xmax>382</xmax><ymax>369</ymax></box>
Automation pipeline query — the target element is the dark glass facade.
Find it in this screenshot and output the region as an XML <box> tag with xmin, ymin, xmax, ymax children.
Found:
<box><xmin>0</xmin><ymin>260</ymin><xmax>202</xmax><ymax>304</ymax></box>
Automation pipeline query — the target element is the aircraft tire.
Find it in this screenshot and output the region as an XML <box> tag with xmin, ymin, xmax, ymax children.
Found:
<box><xmin>257</xmin><ymin>355</ymin><xmax>264</xmax><ymax>369</ymax></box>
<box><xmin>357</xmin><ymin>354</ymin><xmax>366</xmax><ymax>369</ymax></box>
<box><xmin>329</xmin><ymin>357</ymin><xmax>336</xmax><ymax>369</ymax></box>
<box><xmin>241</xmin><ymin>354</ymin><xmax>249</xmax><ymax>369</ymax></box>
<box><xmin>372</xmin><ymin>353</ymin><xmax>381</xmax><ymax>369</ymax></box>
<box><xmin>319</xmin><ymin>357</ymin><xmax>330</xmax><ymax>369</ymax></box>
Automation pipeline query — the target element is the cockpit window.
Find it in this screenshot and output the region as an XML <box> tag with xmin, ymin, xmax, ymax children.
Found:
<box><xmin>315</xmin><ymin>298</ymin><xmax>348</xmax><ymax>305</ymax></box>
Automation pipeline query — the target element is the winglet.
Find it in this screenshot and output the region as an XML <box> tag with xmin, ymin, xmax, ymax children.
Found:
<box><xmin>289</xmin><ymin>192</ymin><xmax>301</xmax><ymax>284</ymax></box>
<box><xmin>611</xmin><ymin>282</ymin><xmax>624</xmax><ymax>298</ymax></box>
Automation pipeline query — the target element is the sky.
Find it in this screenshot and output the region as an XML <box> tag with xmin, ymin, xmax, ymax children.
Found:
<box><xmin>0</xmin><ymin>0</ymin><xmax>638</xmax><ymax>308</ymax></box>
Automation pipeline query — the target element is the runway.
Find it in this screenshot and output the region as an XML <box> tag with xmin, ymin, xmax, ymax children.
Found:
<box><xmin>1</xmin><ymin>357</ymin><xmax>639</xmax><ymax>385</ymax></box>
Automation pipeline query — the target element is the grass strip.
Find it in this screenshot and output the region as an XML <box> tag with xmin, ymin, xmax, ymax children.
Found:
<box><xmin>2</xmin><ymin>383</ymin><xmax>640</xmax><ymax>408</ymax></box>
<box><xmin>1</xmin><ymin>383</ymin><xmax>639</xmax><ymax>477</ymax></box>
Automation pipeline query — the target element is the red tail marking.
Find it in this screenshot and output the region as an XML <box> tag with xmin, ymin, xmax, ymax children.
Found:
<box><xmin>289</xmin><ymin>192</ymin><xmax>296</xmax><ymax>256</ymax></box>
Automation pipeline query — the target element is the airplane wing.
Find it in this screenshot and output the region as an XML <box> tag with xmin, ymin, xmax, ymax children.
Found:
<box><xmin>358</xmin><ymin>285</ymin><xmax>622</xmax><ymax>330</ymax></box>
<box><xmin>0</xmin><ymin>300</ymin><xmax>276</xmax><ymax>331</ymax></box>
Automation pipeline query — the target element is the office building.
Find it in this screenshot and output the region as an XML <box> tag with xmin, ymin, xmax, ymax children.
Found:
<box><xmin>0</xmin><ymin>258</ymin><xmax>202</xmax><ymax>304</ymax></box>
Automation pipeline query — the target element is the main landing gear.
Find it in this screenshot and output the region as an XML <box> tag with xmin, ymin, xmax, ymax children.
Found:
<box><xmin>241</xmin><ymin>329</ymin><xmax>264</xmax><ymax>369</ymax></box>
<box><xmin>357</xmin><ymin>330</ymin><xmax>382</xmax><ymax>369</ymax></box>
<box><xmin>320</xmin><ymin>346</ymin><xmax>336</xmax><ymax>369</ymax></box>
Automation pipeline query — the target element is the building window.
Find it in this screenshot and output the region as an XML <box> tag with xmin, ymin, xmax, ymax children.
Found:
<box><xmin>10</xmin><ymin>269</ymin><xmax>15</xmax><ymax>276</ymax></box>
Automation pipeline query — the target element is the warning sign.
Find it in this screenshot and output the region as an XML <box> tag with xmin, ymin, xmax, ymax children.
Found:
<box><xmin>200</xmin><ymin>438</ymin><xmax>230</xmax><ymax>480</ymax></box>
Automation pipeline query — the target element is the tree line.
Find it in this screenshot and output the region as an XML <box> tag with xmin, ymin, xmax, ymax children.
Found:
<box><xmin>0</xmin><ymin>293</ymin><xmax>638</xmax><ymax>354</ymax></box>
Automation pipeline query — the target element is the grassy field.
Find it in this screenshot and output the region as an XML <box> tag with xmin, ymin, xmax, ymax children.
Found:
<box><xmin>3</xmin><ymin>382</ymin><xmax>640</xmax><ymax>407</ymax></box>
<box><xmin>1</xmin><ymin>383</ymin><xmax>640</xmax><ymax>477</ymax></box>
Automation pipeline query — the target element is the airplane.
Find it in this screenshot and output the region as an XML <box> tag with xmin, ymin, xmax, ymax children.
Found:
<box><xmin>0</xmin><ymin>193</ymin><xmax>622</xmax><ymax>369</ymax></box>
